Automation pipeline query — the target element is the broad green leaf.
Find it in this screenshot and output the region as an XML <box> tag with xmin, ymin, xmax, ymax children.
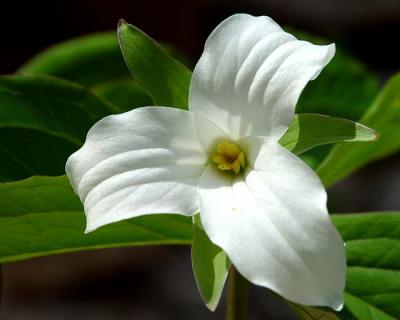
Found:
<box><xmin>0</xmin><ymin>75</ymin><xmax>115</xmax><ymax>181</ymax></box>
<box><xmin>1</xmin><ymin>176</ymin><xmax>400</xmax><ymax>320</ymax></box>
<box><xmin>91</xmin><ymin>78</ymin><xmax>152</xmax><ymax>112</ymax></box>
<box><xmin>0</xmin><ymin>176</ymin><xmax>193</xmax><ymax>264</ymax></box>
<box><xmin>19</xmin><ymin>31</ymin><xmax>191</xmax><ymax>87</ymax></box>
<box><xmin>332</xmin><ymin>212</ymin><xmax>400</xmax><ymax>320</ymax></box>
<box><xmin>290</xmin><ymin>304</ymin><xmax>340</xmax><ymax>320</ymax></box>
<box><xmin>191</xmin><ymin>215</ymin><xmax>230</xmax><ymax>311</ymax></box>
<box><xmin>19</xmin><ymin>32</ymin><xmax>131</xmax><ymax>87</ymax></box>
<box><xmin>118</xmin><ymin>20</ymin><xmax>192</xmax><ymax>108</ymax></box>
<box><xmin>343</xmin><ymin>293</ymin><xmax>395</xmax><ymax>320</ymax></box>
<box><xmin>17</xmin><ymin>32</ymin><xmax>153</xmax><ymax>112</ymax></box>
<box><xmin>317</xmin><ymin>73</ymin><xmax>400</xmax><ymax>187</ymax></box>
<box><xmin>279</xmin><ymin>114</ymin><xmax>376</xmax><ymax>155</ymax></box>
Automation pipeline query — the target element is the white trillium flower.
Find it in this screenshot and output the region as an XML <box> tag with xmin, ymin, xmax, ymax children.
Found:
<box><xmin>66</xmin><ymin>14</ymin><xmax>346</xmax><ymax>310</ymax></box>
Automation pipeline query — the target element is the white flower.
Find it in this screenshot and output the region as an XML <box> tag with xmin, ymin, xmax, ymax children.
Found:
<box><xmin>66</xmin><ymin>14</ymin><xmax>346</xmax><ymax>310</ymax></box>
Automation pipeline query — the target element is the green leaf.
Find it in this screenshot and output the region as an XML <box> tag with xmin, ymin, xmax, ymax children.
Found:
<box><xmin>18</xmin><ymin>31</ymin><xmax>190</xmax><ymax>110</ymax></box>
<box><xmin>19</xmin><ymin>32</ymin><xmax>131</xmax><ymax>87</ymax></box>
<box><xmin>279</xmin><ymin>114</ymin><xmax>376</xmax><ymax>155</ymax></box>
<box><xmin>343</xmin><ymin>293</ymin><xmax>396</xmax><ymax>320</ymax></box>
<box><xmin>91</xmin><ymin>78</ymin><xmax>152</xmax><ymax>112</ymax></box>
<box><xmin>289</xmin><ymin>304</ymin><xmax>340</xmax><ymax>320</ymax></box>
<box><xmin>298</xmin><ymin>145</ymin><xmax>333</xmax><ymax>170</ymax></box>
<box><xmin>332</xmin><ymin>212</ymin><xmax>400</xmax><ymax>320</ymax></box>
<box><xmin>317</xmin><ymin>73</ymin><xmax>400</xmax><ymax>187</ymax></box>
<box><xmin>118</xmin><ymin>20</ymin><xmax>192</xmax><ymax>108</ymax></box>
<box><xmin>0</xmin><ymin>176</ymin><xmax>193</xmax><ymax>264</ymax></box>
<box><xmin>2</xmin><ymin>175</ymin><xmax>400</xmax><ymax>320</ymax></box>
<box><xmin>0</xmin><ymin>75</ymin><xmax>115</xmax><ymax>181</ymax></box>
<box><xmin>17</xmin><ymin>32</ymin><xmax>153</xmax><ymax>113</ymax></box>
<box><xmin>191</xmin><ymin>215</ymin><xmax>230</xmax><ymax>311</ymax></box>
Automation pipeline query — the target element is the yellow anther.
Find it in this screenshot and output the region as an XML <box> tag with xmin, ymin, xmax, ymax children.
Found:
<box><xmin>212</xmin><ymin>141</ymin><xmax>246</xmax><ymax>175</ymax></box>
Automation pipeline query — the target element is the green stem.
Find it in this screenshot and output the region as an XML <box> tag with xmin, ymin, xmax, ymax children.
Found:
<box><xmin>226</xmin><ymin>266</ymin><xmax>250</xmax><ymax>320</ymax></box>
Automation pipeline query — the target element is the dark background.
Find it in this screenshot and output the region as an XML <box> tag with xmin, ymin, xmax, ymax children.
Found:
<box><xmin>2</xmin><ymin>0</ymin><xmax>400</xmax><ymax>75</ymax></box>
<box><xmin>1</xmin><ymin>0</ymin><xmax>400</xmax><ymax>319</ymax></box>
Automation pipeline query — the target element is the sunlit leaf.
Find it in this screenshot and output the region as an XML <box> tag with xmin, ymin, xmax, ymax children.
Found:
<box><xmin>333</xmin><ymin>212</ymin><xmax>400</xmax><ymax>320</ymax></box>
<box><xmin>118</xmin><ymin>20</ymin><xmax>192</xmax><ymax>108</ymax></box>
<box><xmin>0</xmin><ymin>176</ymin><xmax>193</xmax><ymax>264</ymax></box>
<box><xmin>279</xmin><ymin>114</ymin><xmax>376</xmax><ymax>155</ymax></box>
<box><xmin>191</xmin><ymin>215</ymin><xmax>230</xmax><ymax>311</ymax></box>
<box><xmin>1</xmin><ymin>174</ymin><xmax>399</xmax><ymax>320</ymax></box>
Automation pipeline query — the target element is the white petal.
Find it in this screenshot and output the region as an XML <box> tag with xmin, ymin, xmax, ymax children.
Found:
<box><xmin>193</xmin><ymin>113</ymin><xmax>232</xmax><ymax>152</ymax></box>
<box><xmin>198</xmin><ymin>137</ymin><xmax>346</xmax><ymax>309</ymax></box>
<box><xmin>189</xmin><ymin>13</ymin><xmax>335</xmax><ymax>141</ymax></box>
<box><xmin>66</xmin><ymin>107</ymin><xmax>208</xmax><ymax>232</ymax></box>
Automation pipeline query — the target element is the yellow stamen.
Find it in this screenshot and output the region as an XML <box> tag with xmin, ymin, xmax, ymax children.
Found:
<box><xmin>212</xmin><ymin>140</ymin><xmax>246</xmax><ymax>175</ymax></box>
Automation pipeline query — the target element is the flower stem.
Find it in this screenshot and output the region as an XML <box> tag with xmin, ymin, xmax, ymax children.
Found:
<box><xmin>226</xmin><ymin>266</ymin><xmax>250</xmax><ymax>320</ymax></box>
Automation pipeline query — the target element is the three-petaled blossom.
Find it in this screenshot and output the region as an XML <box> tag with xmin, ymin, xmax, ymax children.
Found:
<box><xmin>66</xmin><ymin>14</ymin><xmax>346</xmax><ymax>310</ymax></box>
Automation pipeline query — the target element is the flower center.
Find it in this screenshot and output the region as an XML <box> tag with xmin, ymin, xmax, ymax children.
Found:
<box><xmin>212</xmin><ymin>141</ymin><xmax>246</xmax><ymax>175</ymax></box>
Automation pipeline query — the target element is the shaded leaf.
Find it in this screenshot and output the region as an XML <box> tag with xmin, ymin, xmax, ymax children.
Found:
<box><xmin>317</xmin><ymin>73</ymin><xmax>400</xmax><ymax>187</ymax></box>
<box><xmin>91</xmin><ymin>78</ymin><xmax>152</xmax><ymax>112</ymax></box>
<box><xmin>293</xmin><ymin>31</ymin><xmax>379</xmax><ymax>121</ymax></box>
<box><xmin>0</xmin><ymin>75</ymin><xmax>115</xmax><ymax>181</ymax></box>
<box><xmin>19</xmin><ymin>32</ymin><xmax>130</xmax><ymax>86</ymax></box>
<box><xmin>290</xmin><ymin>303</ymin><xmax>340</xmax><ymax>320</ymax></box>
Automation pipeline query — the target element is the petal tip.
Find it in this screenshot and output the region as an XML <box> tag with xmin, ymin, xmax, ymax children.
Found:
<box><xmin>84</xmin><ymin>211</ymin><xmax>102</xmax><ymax>234</ymax></box>
<box><xmin>327</xmin><ymin>43</ymin><xmax>336</xmax><ymax>60</ymax></box>
<box><xmin>84</xmin><ymin>222</ymin><xmax>97</xmax><ymax>234</ymax></box>
<box><xmin>328</xmin><ymin>293</ymin><xmax>344</xmax><ymax>312</ymax></box>
<box><xmin>332</xmin><ymin>300</ymin><xmax>344</xmax><ymax>312</ymax></box>
<box><xmin>118</xmin><ymin>18</ymin><xmax>128</xmax><ymax>30</ymax></box>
